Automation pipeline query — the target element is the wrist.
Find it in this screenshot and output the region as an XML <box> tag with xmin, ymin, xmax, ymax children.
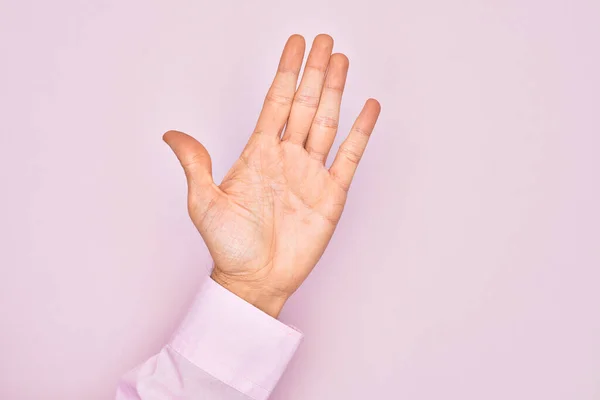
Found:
<box><xmin>210</xmin><ymin>270</ymin><xmax>288</xmax><ymax>318</ymax></box>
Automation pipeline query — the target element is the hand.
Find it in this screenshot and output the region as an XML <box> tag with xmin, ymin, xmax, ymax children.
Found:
<box><xmin>163</xmin><ymin>34</ymin><xmax>381</xmax><ymax>317</ymax></box>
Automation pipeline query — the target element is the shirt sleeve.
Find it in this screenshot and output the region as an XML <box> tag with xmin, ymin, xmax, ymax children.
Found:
<box><xmin>115</xmin><ymin>277</ymin><xmax>303</xmax><ymax>400</ymax></box>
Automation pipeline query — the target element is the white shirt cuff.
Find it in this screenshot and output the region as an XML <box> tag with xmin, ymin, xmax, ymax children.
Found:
<box><xmin>168</xmin><ymin>276</ymin><xmax>303</xmax><ymax>400</ymax></box>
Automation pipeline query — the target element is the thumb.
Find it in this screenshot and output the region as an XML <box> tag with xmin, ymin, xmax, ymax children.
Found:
<box><xmin>163</xmin><ymin>130</ymin><xmax>214</xmax><ymax>188</ymax></box>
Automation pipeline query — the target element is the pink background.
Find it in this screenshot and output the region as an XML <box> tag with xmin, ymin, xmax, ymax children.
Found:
<box><xmin>1</xmin><ymin>0</ymin><xmax>599</xmax><ymax>399</ymax></box>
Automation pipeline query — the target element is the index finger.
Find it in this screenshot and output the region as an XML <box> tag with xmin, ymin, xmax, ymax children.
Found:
<box><xmin>253</xmin><ymin>35</ymin><xmax>306</xmax><ymax>138</ymax></box>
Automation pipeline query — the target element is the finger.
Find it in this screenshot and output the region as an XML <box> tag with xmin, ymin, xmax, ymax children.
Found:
<box><xmin>282</xmin><ymin>34</ymin><xmax>334</xmax><ymax>145</ymax></box>
<box><xmin>329</xmin><ymin>99</ymin><xmax>381</xmax><ymax>191</ymax></box>
<box><xmin>254</xmin><ymin>35</ymin><xmax>305</xmax><ymax>138</ymax></box>
<box><xmin>304</xmin><ymin>53</ymin><xmax>349</xmax><ymax>163</ymax></box>
<box><xmin>163</xmin><ymin>130</ymin><xmax>219</xmax><ymax>209</ymax></box>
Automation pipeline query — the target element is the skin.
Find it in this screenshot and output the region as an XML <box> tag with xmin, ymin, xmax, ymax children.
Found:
<box><xmin>163</xmin><ymin>34</ymin><xmax>381</xmax><ymax>318</ymax></box>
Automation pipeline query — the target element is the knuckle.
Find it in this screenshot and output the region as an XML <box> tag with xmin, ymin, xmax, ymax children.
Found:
<box><xmin>283</xmin><ymin>128</ymin><xmax>308</xmax><ymax>145</ymax></box>
<box><xmin>330</xmin><ymin>170</ymin><xmax>351</xmax><ymax>192</ymax></box>
<box><xmin>294</xmin><ymin>92</ymin><xmax>320</xmax><ymax>108</ymax></box>
<box><xmin>324</xmin><ymin>84</ymin><xmax>344</xmax><ymax>94</ymax></box>
<box><xmin>306</xmin><ymin>146</ymin><xmax>328</xmax><ymax>162</ymax></box>
<box><xmin>278</xmin><ymin>66</ymin><xmax>300</xmax><ymax>77</ymax></box>
<box><xmin>353</xmin><ymin>125</ymin><xmax>372</xmax><ymax>137</ymax></box>
<box><xmin>312</xmin><ymin>115</ymin><xmax>339</xmax><ymax>129</ymax></box>
<box><xmin>181</xmin><ymin>153</ymin><xmax>206</xmax><ymax>169</ymax></box>
<box><xmin>340</xmin><ymin>145</ymin><xmax>362</xmax><ymax>165</ymax></box>
<box><xmin>265</xmin><ymin>88</ymin><xmax>293</xmax><ymax>107</ymax></box>
<box><xmin>304</xmin><ymin>64</ymin><xmax>328</xmax><ymax>73</ymax></box>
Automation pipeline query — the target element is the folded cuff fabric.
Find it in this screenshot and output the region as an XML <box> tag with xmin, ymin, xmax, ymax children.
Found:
<box><xmin>117</xmin><ymin>276</ymin><xmax>303</xmax><ymax>400</ymax></box>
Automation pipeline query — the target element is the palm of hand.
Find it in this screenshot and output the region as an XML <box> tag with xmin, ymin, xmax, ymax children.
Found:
<box><xmin>164</xmin><ymin>34</ymin><xmax>380</xmax><ymax>316</ymax></box>
<box><xmin>205</xmin><ymin>134</ymin><xmax>346</xmax><ymax>296</ymax></box>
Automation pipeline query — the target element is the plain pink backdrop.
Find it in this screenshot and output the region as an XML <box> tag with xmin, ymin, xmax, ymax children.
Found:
<box><xmin>1</xmin><ymin>0</ymin><xmax>599</xmax><ymax>399</ymax></box>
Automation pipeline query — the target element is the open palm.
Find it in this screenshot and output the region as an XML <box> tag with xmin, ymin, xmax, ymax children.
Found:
<box><xmin>164</xmin><ymin>34</ymin><xmax>380</xmax><ymax>316</ymax></box>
